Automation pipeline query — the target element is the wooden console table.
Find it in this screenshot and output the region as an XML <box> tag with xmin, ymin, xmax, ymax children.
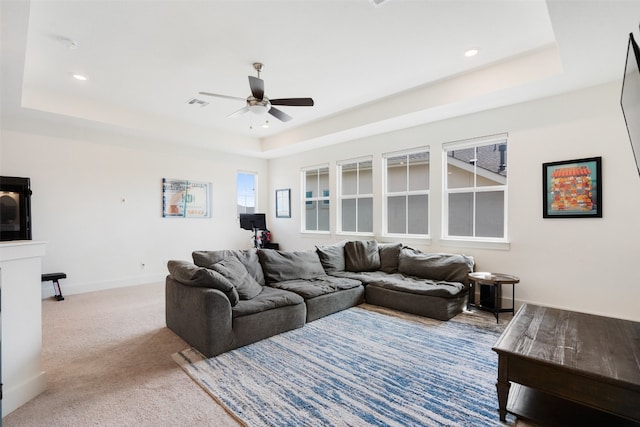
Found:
<box><xmin>492</xmin><ymin>304</ymin><xmax>640</xmax><ymax>425</ymax></box>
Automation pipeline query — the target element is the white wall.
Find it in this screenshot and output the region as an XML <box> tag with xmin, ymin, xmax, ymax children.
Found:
<box><xmin>1</xmin><ymin>125</ymin><xmax>269</xmax><ymax>297</ymax></box>
<box><xmin>268</xmin><ymin>81</ymin><xmax>640</xmax><ymax>322</ymax></box>
<box><xmin>3</xmin><ymin>81</ymin><xmax>638</xmax><ymax>321</ymax></box>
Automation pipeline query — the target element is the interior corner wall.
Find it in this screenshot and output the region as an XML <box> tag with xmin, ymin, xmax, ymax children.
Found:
<box><xmin>267</xmin><ymin>81</ymin><xmax>640</xmax><ymax>321</ymax></box>
<box><xmin>0</xmin><ymin>125</ymin><xmax>269</xmax><ymax>297</ymax></box>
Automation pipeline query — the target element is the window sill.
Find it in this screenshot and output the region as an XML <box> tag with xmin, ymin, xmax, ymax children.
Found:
<box><xmin>300</xmin><ymin>230</ymin><xmax>331</xmax><ymax>236</ymax></box>
<box><xmin>440</xmin><ymin>238</ymin><xmax>510</xmax><ymax>251</ymax></box>
<box><xmin>380</xmin><ymin>235</ymin><xmax>432</xmax><ymax>245</ymax></box>
<box><xmin>336</xmin><ymin>232</ymin><xmax>376</xmax><ymax>239</ymax></box>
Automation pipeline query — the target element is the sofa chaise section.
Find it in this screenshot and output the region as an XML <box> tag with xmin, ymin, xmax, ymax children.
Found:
<box><xmin>365</xmin><ymin>248</ymin><xmax>474</xmax><ymax>320</ymax></box>
<box><xmin>317</xmin><ymin>240</ymin><xmax>474</xmax><ymax>321</ymax></box>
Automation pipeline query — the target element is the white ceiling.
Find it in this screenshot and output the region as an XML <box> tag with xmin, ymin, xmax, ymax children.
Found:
<box><xmin>2</xmin><ymin>1</ymin><xmax>640</xmax><ymax>158</ymax></box>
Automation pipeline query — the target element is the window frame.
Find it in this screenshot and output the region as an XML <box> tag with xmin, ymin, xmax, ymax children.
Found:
<box><xmin>337</xmin><ymin>156</ymin><xmax>374</xmax><ymax>236</ymax></box>
<box><xmin>442</xmin><ymin>134</ymin><xmax>509</xmax><ymax>243</ymax></box>
<box><xmin>382</xmin><ymin>147</ymin><xmax>431</xmax><ymax>238</ymax></box>
<box><xmin>301</xmin><ymin>164</ymin><xmax>331</xmax><ymax>234</ymax></box>
<box><xmin>236</xmin><ymin>171</ymin><xmax>258</xmax><ymax>216</ymax></box>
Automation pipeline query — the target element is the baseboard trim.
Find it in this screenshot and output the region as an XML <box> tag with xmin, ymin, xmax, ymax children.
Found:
<box><xmin>40</xmin><ymin>274</ymin><xmax>165</xmax><ymax>299</ymax></box>
<box><xmin>2</xmin><ymin>370</ymin><xmax>47</xmax><ymax>417</ymax></box>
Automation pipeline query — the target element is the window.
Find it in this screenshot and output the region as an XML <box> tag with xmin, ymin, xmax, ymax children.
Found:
<box><xmin>443</xmin><ymin>135</ymin><xmax>508</xmax><ymax>240</ymax></box>
<box><xmin>338</xmin><ymin>157</ymin><xmax>373</xmax><ymax>234</ymax></box>
<box><xmin>302</xmin><ymin>166</ymin><xmax>330</xmax><ymax>232</ymax></box>
<box><xmin>237</xmin><ymin>172</ymin><xmax>257</xmax><ymax>215</ymax></box>
<box><xmin>383</xmin><ymin>148</ymin><xmax>430</xmax><ymax>236</ymax></box>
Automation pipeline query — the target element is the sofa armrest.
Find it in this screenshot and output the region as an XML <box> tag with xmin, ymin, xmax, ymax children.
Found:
<box><xmin>165</xmin><ymin>275</ymin><xmax>233</xmax><ymax>357</ymax></box>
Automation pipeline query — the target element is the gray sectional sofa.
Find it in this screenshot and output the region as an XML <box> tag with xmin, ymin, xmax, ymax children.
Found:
<box><xmin>165</xmin><ymin>240</ymin><xmax>474</xmax><ymax>357</ymax></box>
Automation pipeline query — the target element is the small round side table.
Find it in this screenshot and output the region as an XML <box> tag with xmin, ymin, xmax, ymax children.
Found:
<box><xmin>467</xmin><ymin>272</ymin><xmax>519</xmax><ymax>323</ymax></box>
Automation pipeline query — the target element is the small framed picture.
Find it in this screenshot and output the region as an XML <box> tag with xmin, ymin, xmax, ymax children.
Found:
<box><xmin>275</xmin><ymin>188</ymin><xmax>291</xmax><ymax>218</ymax></box>
<box><xmin>542</xmin><ymin>157</ymin><xmax>602</xmax><ymax>218</ymax></box>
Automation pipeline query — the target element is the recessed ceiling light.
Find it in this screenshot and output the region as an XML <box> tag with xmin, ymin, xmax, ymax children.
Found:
<box><xmin>465</xmin><ymin>48</ymin><xmax>479</xmax><ymax>57</ymax></box>
<box><xmin>73</xmin><ymin>74</ymin><xmax>87</xmax><ymax>81</ymax></box>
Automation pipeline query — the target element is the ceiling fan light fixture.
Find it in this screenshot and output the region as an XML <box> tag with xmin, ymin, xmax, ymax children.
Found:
<box><xmin>249</xmin><ymin>104</ymin><xmax>269</xmax><ymax>115</ymax></box>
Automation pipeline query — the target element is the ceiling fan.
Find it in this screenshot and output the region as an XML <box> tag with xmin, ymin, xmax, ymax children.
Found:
<box><xmin>199</xmin><ymin>62</ymin><xmax>314</xmax><ymax>123</ymax></box>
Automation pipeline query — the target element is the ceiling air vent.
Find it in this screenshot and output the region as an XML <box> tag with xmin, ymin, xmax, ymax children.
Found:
<box><xmin>186</xmin><ymin>98</ymin><xmax>209</xmax><ymax>107</ymax></box>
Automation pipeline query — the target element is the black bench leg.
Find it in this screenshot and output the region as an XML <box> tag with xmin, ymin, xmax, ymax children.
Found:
<box><xmin>53</xmin><ymin>280</ymin><xmax>65</xmax><ymax>301</ymax></box>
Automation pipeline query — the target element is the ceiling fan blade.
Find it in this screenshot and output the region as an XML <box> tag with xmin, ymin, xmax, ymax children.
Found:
<box><xmin>268</xmin><ymin>107</ymin><xmax>293</xmax><ymax>122</ymax></box>
<box><xmin>248</xmin><ymin>76</ymin><xmax>264</xmax><ymax>100</ymax></box>
<box><xmin>270</xmin><ymin>98</ymin><xmax>314</xmax><ymax>107</ymax></box>
<box><xmin>199</xmin><ymin>91</ymin><xmax>245</xmax><ymax>102</ymax></box>
<box><xmin>227</xmin><ymin>106</ymin><xmax>250</xmax><ymax>118</ymax></box>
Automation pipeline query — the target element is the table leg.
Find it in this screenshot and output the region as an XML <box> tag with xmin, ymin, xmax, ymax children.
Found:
<box><xmin>494</xmin><ymin>283</ymin><xmax>500</xmax><ymax>323</ymax></box>
<box><xmin>496</xmin><ymin>354</ymin><xmax>510</xmax><ymax>421</ymax></box>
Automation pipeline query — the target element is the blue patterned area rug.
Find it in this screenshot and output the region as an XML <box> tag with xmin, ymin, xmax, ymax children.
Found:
<box><xmin>173</xmin><ymin>306</ymin><xmax>509</xmax><ymax>427</ymax></box>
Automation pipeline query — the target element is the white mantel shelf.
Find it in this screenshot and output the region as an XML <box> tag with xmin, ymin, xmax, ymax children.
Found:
<box><xmin>1</xmin><ymin>240</ymin><xmax>47</xmax><ymax>418</ymax></box>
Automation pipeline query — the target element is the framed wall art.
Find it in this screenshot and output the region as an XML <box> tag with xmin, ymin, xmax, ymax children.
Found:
<box><xmin>162</xmin><ymin>178</ymin><xmax>211</xmax><ymax>218</ymax></box>
<box><xmin>542</xmin><ymin>156</ymin><xmax>602</xmax><ymax>218</ymax></box>
<box><xmin>275</xmin><ymin>188</ymin><xmax>291</xmax><ymax>218</ymax></box>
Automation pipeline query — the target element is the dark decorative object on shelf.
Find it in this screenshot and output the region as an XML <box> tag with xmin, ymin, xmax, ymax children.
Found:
<box><xmin>0</xmin><ymin>176</ymin><xmax>32</xmax><ymax>241</ymax></box>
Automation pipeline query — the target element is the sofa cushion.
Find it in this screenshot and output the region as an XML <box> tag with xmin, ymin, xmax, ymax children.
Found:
<box><xmin>232</xmin><ymin>286</ymin><xmax>304</xmax><ymax>318</ymax></box>
<box><xmin>210</xmin><ymin>256</ymin><xmax>263</xmax><ymax>300</ymax></box>
<box><xmin>316</xmin><ymin>241</ymin><xmax>347</xmax><ymax>273</ymax></box>
<box><xmin>366</xmin><ymin>274</ymin><xmax>465</xmax><ymax>298</ymax></box>
<box><xmin>167</xmin><ymin>260</ymin><xmax>240</xmax><ymax>306</ymax></box>
<box><xmin>344</xmin><ymin>240</ymin><xmax>381</xmax><ymax>272</ymax></box>
<box><xmin>258</xmin><ymin>249</ymin><xmax>326</xmax><ymax>283</ymax></box>
<box><xmin>398</xmin><ymin>248</ymin><xmax>474</xmax><ymax>284</ymax></box>
<box><xmin>269</xmin><ymin>276</ymin><xmax>362</xmax><ymax>299</ymax></box>
<box><xmin>378</xmin><ymin>242</ymin><xmax>403</xmax><ymax>273</ymax></box>
<box><xmin>329</xmin><ymin>270</ymin><xmax>394</xmax><ymax>285</ymax></box>
<box><xmin>192</xmin><ymin>249</ymin><xmax>265</xmax><ymax>286</ymax></box>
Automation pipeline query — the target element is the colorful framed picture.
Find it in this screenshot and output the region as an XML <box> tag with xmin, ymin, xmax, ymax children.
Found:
<box><xmin>275</xmin><ymin>188</ymin><xmax>291</xmax><ymax>218</ymax></box>
<box><xmin>542</xmin><ymin>157</ymin><xmax>602</xmax><ymax>218</ymax></box>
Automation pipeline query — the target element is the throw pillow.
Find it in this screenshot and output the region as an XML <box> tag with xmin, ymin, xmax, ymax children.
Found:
<box><xmin>210</xmin><ymin>256</ymin><xmax>263</xmax><ymax>300</ymax></box>
<box><xmin>398</xmin><ymin>248</ymin><xmax>475</xmax><ymax>284</ymax></box>
<box><xmin>378</xmin><ymin>242</ymin><xmax>403</xmax><ymax>273</ymax></box>
<box><xmin>316</xmin><ymin>241</ymin><xmax>347</xmax><ymax>273</ymax></box>
<box><xmin>258</xmin><ymin>249</ymin><xmax>326</xmax><ymax>283</ymax></box>
<box><xmin>344</xmin><ymin>240</ymin><xmax>381</xmax><ymax>272</ymax></box>
<box><xmin>192</xmin><ymin>249</ymin><xmax>265</xmax><ymax>286</ymax></box>
<box><xmin>167</xmin><ymin>260</ymin><xmax>240</xmax><ymax>306</ymax></box>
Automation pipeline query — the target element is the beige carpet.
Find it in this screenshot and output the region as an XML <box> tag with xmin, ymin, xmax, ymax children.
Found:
<box><xmin>3</xmin><ymin>282</ymin><xmax>241</xmax><ymax>427</ymax></box>
<box><xmin>3</xmin><ymin>281</ymin><xmax>534</xmax><ymax>427</ymax></box>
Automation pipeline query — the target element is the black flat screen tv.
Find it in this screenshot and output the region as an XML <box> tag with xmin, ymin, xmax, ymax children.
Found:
<box><xmin>239</xmin><ymin>213</ymin><xmax>266</xmax><ymax>230</ymax></box>
<box><xmin>621</xmin><ymin>31</ymin><xmax>640</xmax><ymax>177</ymax></box>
